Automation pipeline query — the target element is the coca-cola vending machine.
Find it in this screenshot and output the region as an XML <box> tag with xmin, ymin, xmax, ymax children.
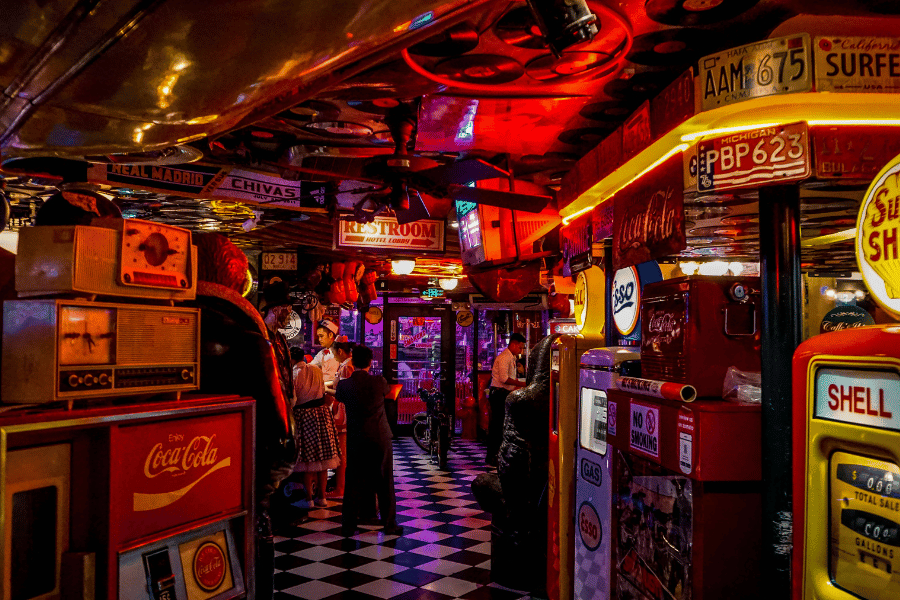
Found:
<box><xmin>574</xmin><ymin>348</ymin><xmax>640</xmax><ymax>600</ymax></box>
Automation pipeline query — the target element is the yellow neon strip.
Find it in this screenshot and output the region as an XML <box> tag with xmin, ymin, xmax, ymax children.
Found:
<box><xmin>561</xmin><ymin>205</ymin><xmax>595</xmax><ymax>226</ymax></box>
<box><xmin>559</xmin><ymin>92</ymin><xmax>900</xmax><ymax>220</ymax></box>
<box><xmin>801</xmin><ymin>228</ymin><xmax>856</xmax><ymax>248</ymax></box>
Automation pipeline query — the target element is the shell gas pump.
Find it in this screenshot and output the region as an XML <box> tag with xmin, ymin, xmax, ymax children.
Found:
<box><xmin>793</xmin><ymin>154</ymin><xmax>900</xmax><ymax>600</ymax></box>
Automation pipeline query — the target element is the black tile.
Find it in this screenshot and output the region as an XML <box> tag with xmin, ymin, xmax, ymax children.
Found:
<box><xmin>434</xmin><ymin>536</ymin><xmax>484</xmax><ymax>550</ymax></box>
<box><xmin>318</xmin><ymin>569</ymin><xmax>379</xmax><ymax>588</ymax></box>
<box><xmin>430</xmin><ymin>523</ymin><xmax>475</xmax><ymax>535</ymax></box>
<box><xmin>389</xmin><ymin>588</ymin><xmax>456</xmax><ymax>600</ymax></box>
<box><xmin>322</xmin><ymin>537</ymin><xmax>370</xmax><ymax>552</ymax></box>
<box><xmin>442</xmin><ymin>549</ymin><xmax>492</xmax><ymax>566</ymax></box>
<box><xmin>273</xmin><ymin>553</ymin><xmax>314</xmax><ymax>571</ymax></box>
<box><xmin>320</xmin><ymin>592</ymin><xmax>379</xmax><ymax>600</ymax></box>
<box><xmin>453</xmin><ymin>566</ymin><xmax>493</xmax><ymax>586</ymax></box>
<box><xmin>273</xmin><ymin>539</ymin><xmax>312</xmax><ymax>554</ymax></box>
<box><xmin>426</xmin><ymin>512</ymin><xmax>473</xmax><ymax>523</ymax></box>
<box><xmin>380</xmin><ymin>536</ymin><xmax>429</xmax><ymax>551</ymax></box>
<box><xmin>273</xmin><ymin>523</ymin><xmax>312</xmax><ymax>538</ymax></box>
<box><xmin>458</xmin><ymin>584</ymin><xmax>527</xmax><ymax>600</ymax></box>
<box><xmin>388</xmin><ymin>567</ymin><xmax>445</xmax><ymax>587</ymax></box>
<box><xmin>385</xmin><ymin>551</ymin><xmax>436</xmax><ymax>568</ymax></box>
<box><xmin>321</xmin><ymin>553</ymin><xmax>376</xmax><ymax>569</ymax></box>
<box><xmin>272</xmin><ymin>571</ymin><xmax>310</xmax><ymax>591</ymax></box>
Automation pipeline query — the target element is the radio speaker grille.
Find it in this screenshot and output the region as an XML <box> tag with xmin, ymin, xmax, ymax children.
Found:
<box><xmin>641</xmin><ymin>354</ymin><xmax>687</xmax><ymax>384</ymax></box>
<box><xmin>117</xmin><ymin>308</ymin><xmax>198</xmax><ymax>364</ymax></box>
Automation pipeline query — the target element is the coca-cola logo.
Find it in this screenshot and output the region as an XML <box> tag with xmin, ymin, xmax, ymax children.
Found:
<box><xmin>133</xmin><ymin>433</ymin><xmax>232</xmax><ymax>512</ymax></box>
<box><xmin>194</xmin><ymin>541</ymin><xmax>227</xmax><ymax>591</ymax></box>
<box><xmin>647</xmin><ymin>310</ymin><xmax>679</xmax><ymax>334</ymax></box>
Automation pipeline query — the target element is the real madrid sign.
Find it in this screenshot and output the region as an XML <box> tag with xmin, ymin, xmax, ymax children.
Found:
<box><xmin>857</xmin><ymin>153</ymin><xmax>900</xmax><ymax>319</ymax></box>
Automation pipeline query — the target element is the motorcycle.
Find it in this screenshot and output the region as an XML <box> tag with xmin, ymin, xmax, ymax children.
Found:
<box><xmin>412</xmin><ymin>380</ymin><xmax>451</xmax><ymax>469</ymax></box>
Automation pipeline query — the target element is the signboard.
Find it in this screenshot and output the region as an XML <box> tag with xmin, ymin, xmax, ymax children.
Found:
<box><xmin>622</xmin><ymin>101</ymin><xmax>651</xmax><ymax>160</ymax></box>
<box><xmin>651</xmin><ymin>68</ymin><xmax>695</xmax><ymax>141</ymax></box>
<box><xmin>629</xmin><ymin>402</ymin><xmax>660</xmax><ymax>459</ymax></box>
<box><xmin>561</xmin><ymin>211</ymin><xmax>593</xmax><ymax>277</ymax></box>
<box><xmin>677</xmin><ymin>411</ymin><xmax>694</xmax><ymax>475</ymax></box>
<box><xmin>857</xmin><ymin>153</ymin><xmax>900</xmax><ymax>319</ymax></box>
<box><xmin>261</xmin><ymin>252</ymin><xmax>297</xmax><ymax>271</ymax></box>
<box><xmin>90</xmin><ymin>162</ymin><xmax>227</xmax><ymax>195</ymax></box>
<box><xmin>814</xmin><ymin>36</ymin><xmax>900</xmax><ymax>93</ymax></box>
<box><xmin>179</xmin><ymin>531</ymin><xmax>234</xmax><ymax>600</ymax></box>
<box><xmin>217</xmin><ymin>168</ymin><xmax>327</xmax><ymax>209</ymax></box>
<box><xmin>699</xmin><ymin>33</ymin><xmax>812</xmax><ymax>111</ymax></box>
<box><xmin>110</xmin><ymin>412</ymin><xmax>245</xmax><ymax>543</ymax></box>
<box><xmin>813</xmin><ymin>126</ymin><xmax>900</xmax><ymax>180</ymax></box>
<box><xmin>336</xmin><ymin>216</ymin><xmax>445</xmax><ymax>253</ymax></box>
<box><xmin>612</xmin><ymin>153</ymin><xmax>686</xmax><ymax>270</ymax></box>
<box><xmin>578</xmin><ymin>502</ymin><xmax>602</xmax><ymax>552</ymax></box>
<box><xmin>574</xmin><ymin>271</ymin><xmax>589</xmax><ymax>331</ymax></box>
<box><xmin>820</xmin><ymin>305</ymin><xmax>875</xmax><ymax>333</ymax></box>
<box><xmin>592</xmin><ymin>200</ymin><xmax>614</xmax><ymax>241</ymax></box>
<box><xmin>815</xmin><ymin>368</ymin><xmax>900</xmax><ymax>431</ymax></box>
<box><xmin>696</xmin><ymin>121</ymin><xmax>810</xmax><ymax>192</ymax></box>
<box><xmin>456</xmin><ymin>310</ymin><xmax>474</xmax><ymax>327</ymax></box>
<box><xmin>612</xmin><ymin>266</ymin><xmax>640</xmax><ymax>336</ymax></box>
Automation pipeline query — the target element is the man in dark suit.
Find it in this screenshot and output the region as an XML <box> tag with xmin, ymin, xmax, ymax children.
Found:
<box><xmin>335</xmin><ymin>345</ymin><xmax>403</xmax><ymax>536</ymax></box>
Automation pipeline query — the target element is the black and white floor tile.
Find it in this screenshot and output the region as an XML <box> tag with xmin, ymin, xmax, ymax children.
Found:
<box><xmin>272</xmin><ymin>438</ymin><xmax>536</xmax><ymax>600</ymax></box>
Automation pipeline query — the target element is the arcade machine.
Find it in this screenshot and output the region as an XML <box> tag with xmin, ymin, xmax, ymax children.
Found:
<box><xmin>792</xmin><ymin>154</ymin><xmax>900</xmax><ymax>600</ymax></box>
<box><xmin>603</xmin><ymin>275</ymin><xmax>764</xmax><ymax>600</ymax></box>
<box><xmin>548</xmin><ymin>266</ymin><xmax>604</xmax><ymax>600</ymax></box>
<box><xmin>1</xmin><ymin>212</ymin><xmax>254</xmax><ymax>600</ymax></box>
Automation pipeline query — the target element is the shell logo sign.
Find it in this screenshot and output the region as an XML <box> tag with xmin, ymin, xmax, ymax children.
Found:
<box><xmin>858</xmin><ymin>153</ymin><xmax>900</xmax><ymax>319</ymax></box>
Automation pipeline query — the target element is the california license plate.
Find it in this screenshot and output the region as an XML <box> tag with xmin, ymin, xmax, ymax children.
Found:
<box><xmin>699</xmin><ymin>34</ymin><xmax>812</xmax><ymax>111</ymax></box>
<box><xmin>696</xmin><ymin>122</ymin><xmax>810</xmax><ymax>192</ymax></box>
<box><xmin>813</xmin><ymin>126</ymin><xmax>900</xmax><ymax>179</ymax></box>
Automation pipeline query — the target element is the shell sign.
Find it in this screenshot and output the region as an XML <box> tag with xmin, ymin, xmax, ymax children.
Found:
<box><xmin>858</xmin><ymin>153</ymin><xmax>900</xmax><ymax>319</ymax></box>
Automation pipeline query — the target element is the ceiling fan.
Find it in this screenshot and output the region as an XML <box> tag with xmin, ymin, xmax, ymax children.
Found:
<box><xmin>274</xmin><ymin>103</ymin><xmax>554</xmax><ymax>224</ymax></box>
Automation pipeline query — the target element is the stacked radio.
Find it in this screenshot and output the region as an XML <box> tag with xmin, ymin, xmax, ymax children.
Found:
<box><xmin>2</xmin><ymin>214</ymin><xmax>201</xmax><ymax>403</ymax></box>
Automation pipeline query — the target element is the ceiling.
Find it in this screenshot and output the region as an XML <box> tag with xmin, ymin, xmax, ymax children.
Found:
<box><xmin>0</xmin><ymin>0</ymin><xmax>897</xmax><ymax>278</ymax></box>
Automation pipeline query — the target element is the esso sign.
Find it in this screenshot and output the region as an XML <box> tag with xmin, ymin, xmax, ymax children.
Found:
<box><xmin>578</xmin><ymin>502</ymin><xmax>602</xmax><ymax>551</ymax></box>
<box><xmin>612</xmin><ymin>266</ymin><xmax>640</xmax><ymax>335</ymax></box>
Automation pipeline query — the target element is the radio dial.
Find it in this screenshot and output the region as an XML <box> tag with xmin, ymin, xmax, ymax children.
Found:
<box><xmin>99</xmin><ymin>373</ymin><xmax>109</xmax><ymax>386</ymax></box>
<box><xmin>181</xmin><ymin>369</ymin><xmax>192</xmax><ymax>381</ymax></box>
<box><xmin>68</xmin><ymin>374</ymin><xmax>81</xmax><ymax>387</ymax></box>
<box><xmin>83</xmin><ymin>374</ymin><xmax>94</xmax><ymax>386</ymax></box>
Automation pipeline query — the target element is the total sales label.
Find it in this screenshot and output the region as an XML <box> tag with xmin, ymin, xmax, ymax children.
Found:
<box><xmin>815</xmin><ymin>368</ymin><xmax>900</xmax><ymax>431</ymax></box>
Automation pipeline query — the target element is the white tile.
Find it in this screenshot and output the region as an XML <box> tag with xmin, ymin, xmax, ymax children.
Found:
<box><xmin>450</xmin><ymin>517</ymin><xmax>491</xmax><ymax>529</ymax></box>
<box><xmin>441</xmin><ymin>507</ymin><xmax>483</xmax><ymax>517</ymax></box>
<box><xmin>395</xmin><ymin>483</ymin><xmax>425</xmax><ymax>491</ymax></box>
<box><xmin>294</xmin><ymin>545</ymin><xmax>347</xmax><ymax>561</ymax></box>
<box><xmin>397</xmin><ymin>499</ymin><xmax>431</xmax><ymax>508</ymax></box>
<box><xmin>409</xmin><ymin>544</ymin><xmax>462</xmax><ymax>558</ymax></box>
<box><xmin>425</xmin><ymin>476</ymin><xmax>454</xmax><ymax>482</ymax></box>
<box><xmin>457</xmin><ymin>529</ymin><xmax>492</xmax><ymax>542</ymax></box>
<box><xmin>274</xmin><ymin>535</ymin><xmax>291</xmax><ymax>543</ymax></box>
<box><xmin>395</xmin><ymin>490</ymin><xmax>427</xmax><ymax>498</ymax></box>
<box><xmin>288</xmin><ymin>561</ymin><xmax>346</xmax><ymax>579</ymax></box>
<box><xmin>433</xmin><ymin>490</ymin><xmax>467</xmax><ymax>498</ymax></box>
<box><xmin>398</xmin><ymin>507</ymin><xmax>437</xmax><ymax>518</ymax></box>
<box><xmin>282</xmin><ymin>580</ymin><xmax>346</xmax><ymax>600</ymax></box>
<box><xmin>476</xmin><ymin>559</ymin><xmax>491</xmax><ymax>570</ymax></box>
<box><xmin>429</xmin><ymin>483</ymin><xmax>463</xmax><ymax>490</ymax></box>
<box><xmin>437</xmin><ymin>498</ymin><xmax>476</xmax><ymax>507</ymax></box>
<box><xmin>350</xmin><ymin>544</ymin><xmax>400</xmax><ymax>560</ymax></box>
<box><xmin>350</xmin><ymin>579</ymin><xmax>416</xmax><ymax>598</ymax></box>
<box><xmin>351</xmin><ymin>560</ymin><xmax>410</xmax><ymax>578</ymax></box>
<box><xmin>416</xmin><ymin>559</ymin><xmax>471</xmax><ymax>576</ymax></box>
<box><xmin>421</xmin><ymin>576</ymin><xmax>480</xmax><ymax>597</ymax></box>
<box><xmin>468</xmin><ymin>541</ymin><xmax>492</xmax><ymax>554</ymax></box>
<box><xmin>404</xmin><ymin>529</ymin><xmax>452</xmax><ymax>543</ymax></box>
<box><xmin>297</xmin><ymin>519</ymin><xmax>341</xmax><ymax>531</ymax></box>
<box><xmin>356</xmin><ymin>530</ymin><xmax>400</xmax><ymax>544</ymax></box>
<box><xmin>295</xmin><ymin>531</ymin><xmax>345</xmax><ymax>545</ymax></box>
<box><xmin>398</xmin><ymin>518</ymin><xmax>443</xmax><ymax>529</ymax></box>
<box><xmin>489</xmin><ymin>581</ymin><xmax>532</xmax><ymax>593</ymax></box>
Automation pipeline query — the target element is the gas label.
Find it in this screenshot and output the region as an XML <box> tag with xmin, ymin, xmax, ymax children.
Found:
<box><xmin>581</xmin><ymin>458</ymin><xmax>602</xmax><ymax>487</ymax></box>
<box><xmin>815</xmin><ymin>368</ymin><xmax>900</xmax><ymax>431</ymax></box>
<box><xmin>630</xmin><ymin>403</ymin><xmax>659</xmax><ymax>459</ymax></box>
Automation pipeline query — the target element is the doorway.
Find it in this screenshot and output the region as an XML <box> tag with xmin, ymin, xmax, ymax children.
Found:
<box><xmin>382</xmin><ymin>301</ymin><xmax>455</xmax><ymax>426</ymax></box>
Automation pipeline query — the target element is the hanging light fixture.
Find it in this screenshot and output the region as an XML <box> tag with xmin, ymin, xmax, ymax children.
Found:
<box><xmin>438</xmin><ymin>278</ymin><xmax>459</xmax><ymax>291</ymax></box>
<box><xmin>391</xmin><ymin>259</ymin><xmax>416</xmax><ymax>275</ymax></box>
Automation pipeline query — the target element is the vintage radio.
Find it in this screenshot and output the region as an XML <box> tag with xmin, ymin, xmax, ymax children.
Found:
<box><xmin>15</xmin><ymin>219</ymin><xmax>197</xmax><ymax>300</ymax></box>
<box><xmin>640</xmin><ymin>276</ymin><xmax>760</xmax><ymax>399</ymax></box>
<box><xmin>2</xmin><ymin>299</ymin><xmax>199</xmax><ymax>403</ymax></box>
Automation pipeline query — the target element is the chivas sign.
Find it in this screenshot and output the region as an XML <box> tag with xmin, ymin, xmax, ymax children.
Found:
<box><xmin>612</xmin><ymin>153</ymin><xmax>686</xmax><ymax>270</ymax></box>
<box><xmin>110</xmin><ymin>412</ymin><xmax>245</xmax><ymax>542</ymax></box>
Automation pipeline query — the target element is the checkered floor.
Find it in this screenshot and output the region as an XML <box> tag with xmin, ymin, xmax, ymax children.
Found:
<box><xmin>271</xmin><ymin>437</ymin><xmax>537</xmax><ymax>600</ymax></box>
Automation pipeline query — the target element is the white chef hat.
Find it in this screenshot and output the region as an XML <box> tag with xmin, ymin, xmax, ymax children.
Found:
<box><xmin>318</xmin><ymin>319</ymin><xmax>339</xmax><ymax>335</ymax></box>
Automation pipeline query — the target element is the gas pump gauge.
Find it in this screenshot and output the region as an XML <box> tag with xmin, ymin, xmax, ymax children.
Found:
<box><xmin>830</xmin><ymin>452</ymin><xmax>900</xmax><ymax>598</ymax></box>
<box><xmin>120</xmin><ymin>219</ymin><xmax>193</xmax><ymax>289</ymax></box>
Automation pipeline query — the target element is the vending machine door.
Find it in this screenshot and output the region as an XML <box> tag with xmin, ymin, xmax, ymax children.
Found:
<box><xmin>574</xmin><ymin>348</ymin><xmax>640</xmax><ymax>600</ymax></box>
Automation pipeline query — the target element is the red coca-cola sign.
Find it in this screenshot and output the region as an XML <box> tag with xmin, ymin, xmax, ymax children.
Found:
<box><xmin>613</xmin><ymin>153</ymin><xmax>686</xmax><ymax>270</ymax></box>
<box><xmin>641</xmin><ymin>295</ymin><xmax>687</xmax><ymax>359</ymax></box>
<box><xmin>194</xmin><ymin>541</ymin><xmax>228</xmax><ymax>591</ymax></box>
<box><xmin>109</xmin><ymin>412</ymin><xmax>245</xmax><ymax>543</ymax></box>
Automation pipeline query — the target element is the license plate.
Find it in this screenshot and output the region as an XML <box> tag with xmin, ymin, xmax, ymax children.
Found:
<box><xmin>813</xmin><ymin>126</ymin><xmax>900</xmax><ymax>179</ymax></box>
<box><xmin>699</xmin><ymin>34</ymin><xmax>812</xmax><ymax>111</ymax></box>
<box><xmin>696</xmin><ymin>122</ymin><xmax>810</xmax><ymax>192</ymax></box>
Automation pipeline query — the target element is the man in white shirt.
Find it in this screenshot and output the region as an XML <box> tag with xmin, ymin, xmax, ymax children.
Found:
<box><xmin>486</xmin><ymin>332</ymin><xmax>526</xmax><ymax>466</ymax></box>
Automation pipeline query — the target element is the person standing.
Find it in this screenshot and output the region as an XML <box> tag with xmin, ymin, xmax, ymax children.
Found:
<box><xmin>335</xmin><ymin>345</ymin><xmax>402</xmax><ymax>536</ymax></box>
<box><xmin>486</xmin><ymin>332</ymin><xmax>527</xmax><ymax>466</ymax></box>
<box><xmin>292</xmin><ymin>362</ymin><xmax>341</xmax><ymax>508</ymax></box>
<box><xmin>325</xmin><ymin>341</ymin><xmax>355</xmax><ymax>498</ymax></box>
<box><xmin>311</xmin><ymin>319</ymin><xmax>340</xmax><ymax>386</ymax></box>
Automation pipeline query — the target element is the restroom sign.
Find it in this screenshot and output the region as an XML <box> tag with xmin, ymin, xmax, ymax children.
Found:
<box><xmin>630</xmin><ymin>403</ymin><xmax>659</xmax><ymax>459</ymax></box>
